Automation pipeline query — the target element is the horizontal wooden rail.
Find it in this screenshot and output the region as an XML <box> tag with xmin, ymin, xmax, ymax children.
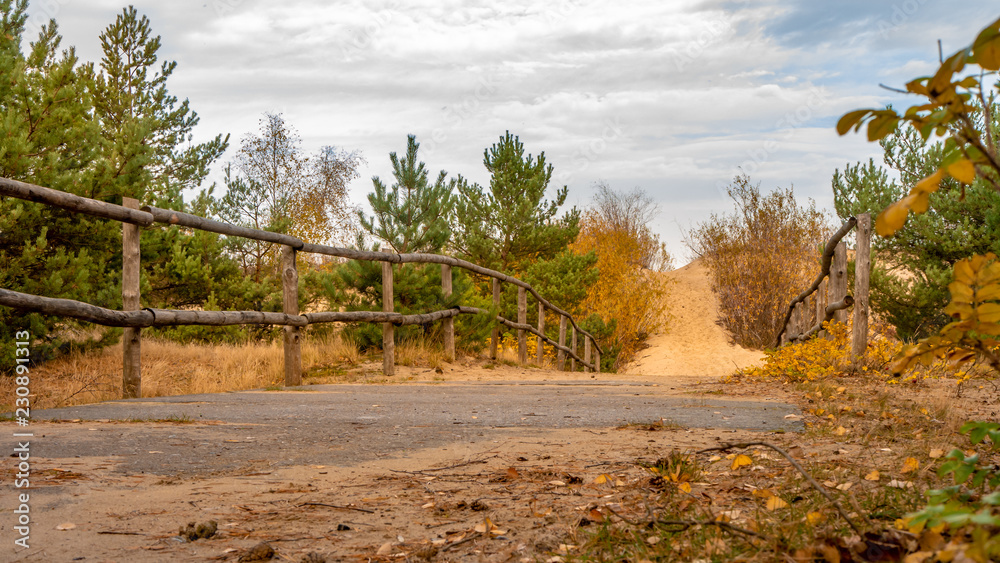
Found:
<box><xmin>143</xmin><ymin>205</ymin><xmax>305</xmax><ymax>249</ymax></box>
<box><xmin>0</xmin><ymin>177</ymin><xmax>154</xmax><ymax>226</ymax></box>
<box><xmin>774</xmin><ymin>216</ymin><xmax>857</xmax><ymax>347</ymax></box>
<box><xmin>0</xmin><ymin>286</ymin><xmax>599</xmax><ymax>370</ymax></box>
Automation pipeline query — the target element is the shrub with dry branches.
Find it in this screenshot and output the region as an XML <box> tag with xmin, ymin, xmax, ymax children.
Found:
<box><xmin>686</xmin><ymin>174</ymin><xmax>831</xmax><ymax>349</ymax></box>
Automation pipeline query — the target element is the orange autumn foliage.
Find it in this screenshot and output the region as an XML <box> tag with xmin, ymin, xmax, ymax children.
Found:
<box><xmin>571</xmin><ymin>199</ymin><xmax>673</xmax><ymax>368</ymax></box>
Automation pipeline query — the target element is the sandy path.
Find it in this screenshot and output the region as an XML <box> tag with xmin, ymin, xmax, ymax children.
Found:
<box><xmin>622</xmin><ymin>259</ymin><xmax>763</xmax><ymax>378</ymax></box>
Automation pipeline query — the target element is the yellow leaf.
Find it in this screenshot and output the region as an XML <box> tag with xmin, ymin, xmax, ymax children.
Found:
<box><xmin>973</xmin><ymin>20</ymin><xmax>1000</xmax><ymax>71</ymax></box>
<box><xmin>901</xmin><ymin>457</ymin><xmax>920</xmax><ymax>474</ymax></box>
<box><xmin>913</xmin><ymin>169</ymin><xmax>945</xmax><ymax>195</ymax></box>
<box><xmin>766</xmin><ymin>495</ymin><xmax>788</xmax><ymax>510</ymax></box>
<box><xmin>876</xmin><ymin>201</ymin><xmax>909</xmax><ymax>236</ymax></box>
<box><xmin>678</xmin><ymin>482</ymin><xmax>692</xmax><ymax>493</ymax></box>
<box><xmin>806</xmin><ymin>511</ymin><xmax>826</xmax><ymax>525</ymax></box>
<box><xmin>731</xmin><ymin>454</ymin><xmax>752</xmax><ymax>470</ymax></box>
<box><xmin>947</xmin><ymin>158</ymin><xmax>976</xmax><ymax>184</ymax></box>
<box><xmin>752</xmin><ymin>488</ymin><xmax>775</xmax><ymax>499</ymax></box>
<box><xmin>593</xmin><ymin>473</ymin><xmax>611</xmax><ymax>485</ymax></box>
<box><xmin>977</xmin><ymin>303</ymin><xmax>1000</xmax><ymax>323</ymax></box>
<box><xmin>865</xmin><ymin>470</ymin><xmax>881</xmax><ymax>481</ymax></box>
<box><xmin>834</xmin><ymin>426</ymin><xmax>847</xmax><ymax>436</ymax></box>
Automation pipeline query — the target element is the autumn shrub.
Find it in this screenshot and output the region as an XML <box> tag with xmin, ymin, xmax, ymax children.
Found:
<box><xmin>686</xmin><ymin>174</ymin><xmax>831</xmax><ymax>349</ymax></box>
<box><xmin>570</xmin><ymin>184</ymin><xmax>673</xmax><ymax>368</ymax></box>
<box><xmin>732</xmin><ymin>321</ymin><xmax>896</xmax><ymax>382</ymax></box>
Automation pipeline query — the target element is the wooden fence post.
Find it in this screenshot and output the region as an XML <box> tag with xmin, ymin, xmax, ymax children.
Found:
<box><xmin>816</xmin><ymin>278</ymin><xmax>828</xmax><ymax>338</ymax></box>
<box><xmin>852</xmin><ymin>213</ymin><xmax>871</xmax><ymax>359</ymax></box>
<box><xmin>830</xmin><ymin>241</ymin><xmax>849</xmax><ymax>325</ymax></box>
<box><xmin>557</xmin><ymin>316</ymin><xmax>567</xmax><ymax>370</ymax></box>
<box><xmin>595</xmin><ymin>346</ymin><xmax>601</xmax><ymax>374</ymax></box>
<box><xmin>536</xmin><ymin>302</ymin><xmax>545</xmax><ymax>365</ymax></box>
<box><xmin>382</xmin><ymin>249</ymin><xmax>395</xmax><ymax>376</ymax></box>
<box><xmin>441</xmin><ymin>264</ymin><xmax>455</xmax><ymax>362</ymax></box>
<box><xmin>491</xmin><ymin>278</ymin><xmax>500</xmax><ymax>360</ymax></box>
<box><xmin>584</xmin><ymin>337</ymin><xmax>592</xmax><ymax>373</ymax></box>
<box><xmin>282</xmin><ymin>245</ymin><xmax>301</xmax><ymax>386</ymax></box>
<box><xmin>517</xmin><ymin>286</ymin><xmax>527</xmax><ymax>364</ymax></box>
<box><xmin>122</xmin><ymin>197</ymin><xmax>141</xmax><ymax>399</ymax></box>
<box><xmin>570</xmin><ymin>325</ymin><xmax>577</xmax><ymax>372</ymax></box>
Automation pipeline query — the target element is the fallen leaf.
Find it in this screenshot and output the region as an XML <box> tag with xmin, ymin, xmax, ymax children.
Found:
<box><xmin>548</xmin><ymin>480</ymin><xmax>567</xmax><ymax>487</ymax></box>
<box><xmin>836</xmin><ymin>482</ymin><xmax>853</xmax><ymax>491</ymax></box>
<box><xmin>865</xmin><ymin>470</ymin><xmax>881</xmax><ymax>481</ymax></box>
<box><xmin>901</xmin><ymin>457</ymin><xmax>920</xmax><ymax>474</ymax></box>
<box><xmin>887</xmin><ymin>479</ymin><xmax>914</xmax><ymax>489</ymax></box>
<box><xmin>589</xmin><ymin>508</ymin><xmax>604</xmax><ymax>521</ymax></box>
<box><xmin>593</xmin><ymin>473</ymin><xmax>612</xmax><ymax>485</ymax></box>
<box><xmin>823</xmin><ymin>480</ymin><xmax>838</xmax><ymax>488</ymax></box>
<box><xmin>678</xmin><ymin>482</ymin><xmax>692</xmax><ymax>493</ymax></box>
<box><xmin>766</xmin><ymin>496</ymin><xmax>788</xmax><ymax>510</ymax></box>
<box><xmin>751</xmin><ymin>488</ymin><xmax>775</xmax><ymax>499</ymax></box>
<box><xmin>474</xmin><ymin>517</ymin><xmax>506</xmax><ymax>536</ymax></box>
<box><xmin>421</xmin><ymin>502</ymin><xmax>435</xmax><ymax>509</ymax></box>
<box><xmin>56</xmin><ymin>523</ymin><xmax>76</xmax><ymax>531</ymax></box>
<box><xmin>807</xmin><ymin>512</ymin><xmax>826</xmax><ymax>525</ymax></box>
<box><xmin>731</xmin><ymin>454</ymin><xmax>752</xmax><ymax>470</ymax></box>
<box><xmin>784</xmin><ymin>414</ymin><xmax>802</xmax><ymax>420</ymax></box>
<box><xmin>507</xmin><ymin>467</ymin><xmax>521</xmax><ymax>480</ymax></box>
<box><xmin>718</xmin><ymin>510</ymin><xmax>741</xmax><ymax>521</ymax></box>
<box><xmin>376</xmin><ymin>542</ymin><xmax>393</xmax><ymax>555</ymax></box>
<box><xmin>929</xmin><ymin>449</ymin><xmax>944</xmax><ymax>459</ymax></box>
<box><xmin>646</xmin><ymin>536</ymin><xmax>661</xmax><ymax>545</ymax></box>
<box><xmin>836</xmin><ymin>386</ymin><xmax>847</xmax><ymax>394</ymax></box>
<box><xmin>708</xmin><ymin>455</ymin><xmax>722</xmax><ymax>462</ymax></box>
<box><xmin>834</xmin><ymin>426</ymin><xmax>848</xmax><ymax>436</ymax></box>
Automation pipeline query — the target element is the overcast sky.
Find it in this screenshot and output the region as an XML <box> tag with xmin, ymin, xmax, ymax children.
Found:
<box><xmin>29</xmin><ymin>0</ymin><xmax>999</xmax><ymax>264</ymax></box>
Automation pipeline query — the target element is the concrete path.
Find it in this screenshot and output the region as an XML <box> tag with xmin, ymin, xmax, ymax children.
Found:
<box><xmin>28</xmin><ymin>381</ymin><xmax>802</xmax><ymax>476</ymax></box>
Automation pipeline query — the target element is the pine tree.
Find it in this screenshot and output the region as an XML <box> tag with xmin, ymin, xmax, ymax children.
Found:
<box><xmin>452</xmin><ymin>131</ymin><xmax>580</xmax><ymax>274</ymax></box>
<box><xmin>360</xmin><ymin>134</ymin><xmax>456</xmax><ymax>254</ymax></box>
<box><xmin>832</xmin><ymin>125</ymin><xmax>1000</xmax><ymax>340</ymax></box>
<box><xmin>92</xmin><ymin>5</ymin><xmax>228</xmax><ymax>204</ymax></box>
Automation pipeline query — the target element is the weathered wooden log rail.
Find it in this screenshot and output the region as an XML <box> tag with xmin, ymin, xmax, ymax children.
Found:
<box><xmin>773</xmin><ymin>213</ymin><xmax>871</xmax><ymax>360</ymax></box>
<box><xmin>0</xmin><ymin>177</ymin><xmax>602</xmax><ymax>398</ymax></box>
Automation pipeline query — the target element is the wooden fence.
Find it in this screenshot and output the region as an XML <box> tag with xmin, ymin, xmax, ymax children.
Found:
<box><xmin>774</xmin><ymin>213</ymin><xmax>871</xmax><ymax>357</ymax></box>
<box><xmin>0</xmin><ymin>177</ymin><xmax>603</xmax><ymax>398</ymax></box>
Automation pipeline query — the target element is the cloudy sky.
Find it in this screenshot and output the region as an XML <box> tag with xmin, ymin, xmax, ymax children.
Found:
<box><xmin>29</xmin><ymin>0</ymin><xmax>999</xmax><ymax>264</ymax></box>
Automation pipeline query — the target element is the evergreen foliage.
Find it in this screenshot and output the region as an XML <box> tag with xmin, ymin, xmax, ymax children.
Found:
<box><xmin>832</xmin><ymin>126</ymin><xmax>1000</xmax><ymax>340</ymax></box>
<box><xmin>360</xmin><ymin>134</ymin><xmax>456</xmax><ymax>254</ymax></box>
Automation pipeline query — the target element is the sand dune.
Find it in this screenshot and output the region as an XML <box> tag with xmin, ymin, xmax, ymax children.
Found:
<box><xmin>621</xmin><ymin>259</ymin><xmax>763</xmax><ymax>379</ymax></box>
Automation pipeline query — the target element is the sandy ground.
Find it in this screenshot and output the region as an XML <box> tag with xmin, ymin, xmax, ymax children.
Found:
<box><xmin>4</xmin><ymin>260</ymin><xmax>782</xmax><ymax>562</ymax></box>
<box><xmin>622</xmin><ymin>260</ymin><xmax>764</xmax><ymax>378</ymax></box>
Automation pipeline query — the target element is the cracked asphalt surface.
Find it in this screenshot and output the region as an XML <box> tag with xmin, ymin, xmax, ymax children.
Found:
<box><xmin>27</xmin><ymin>381</ymin><xmax>803</xmax><ymax>476</ymax></box>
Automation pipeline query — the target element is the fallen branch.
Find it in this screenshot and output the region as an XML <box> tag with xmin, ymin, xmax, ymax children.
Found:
<box><xmin>698</xmin><ymin>441</ymin><xmax>864</xmax><ymax>537</ymax></box>
<box><xmin>655</xmin><ymin>519</ymin><xmax>768</xmax><ymax>540</ymax></box>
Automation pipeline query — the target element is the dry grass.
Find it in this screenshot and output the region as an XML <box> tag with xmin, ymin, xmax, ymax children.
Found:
<box><xmin>1</xmin><ymin>333</ymin><xmax>366</xmax><ymax>411</ymax></box>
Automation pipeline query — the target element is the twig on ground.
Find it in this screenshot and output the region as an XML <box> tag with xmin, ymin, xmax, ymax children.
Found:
<box><xmin>296</xmin><ymin>502</ymin><xmax>375</xmax><ymax>514</ymax></box>
<box><xmin>440</xmin><ymin>532</ymin><xmax>481</xmax><ymax>552</ymax></box>
<box><xmin>698</xmin><ymin>441</ymin><xmax>864</xmax><ymax>537</ymax></box>
<box><xmin>656</xmin><ymin>519</ymin><xmax>769</xmax><ymax>540</ymax></box>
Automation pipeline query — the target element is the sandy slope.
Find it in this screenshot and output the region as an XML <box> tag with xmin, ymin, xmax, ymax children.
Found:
<box><xmin>621</xmin><ymin>259</ymin><xmax>763</xmax><ymax>379</ymax></box>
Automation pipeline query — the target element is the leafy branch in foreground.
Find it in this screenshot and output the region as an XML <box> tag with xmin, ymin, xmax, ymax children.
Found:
<box><xmin>904</xmin><ymin>422</ymin><xmax>1000</xmax><ymax>561</ymax></box>
<box><xmin>891</xmin><ymin>253</ymin><xmax>1000</xmax><ymax>375</ymax></box>
<box><xmin>837</xmin><ymin>17</ymin><xmax>1000</xmax><ymax>238</ymax></box>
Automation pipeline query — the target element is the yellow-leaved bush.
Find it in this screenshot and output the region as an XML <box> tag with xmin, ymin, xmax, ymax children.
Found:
<box><xmin>570</xmin><ymin>209</ymin><xmax>673</xmax><ymax>368</ymax></box>
<box><xmin>731</xmin><ymin>320</ymin><xmax>903</xmax><ymax>383</ymax></box>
